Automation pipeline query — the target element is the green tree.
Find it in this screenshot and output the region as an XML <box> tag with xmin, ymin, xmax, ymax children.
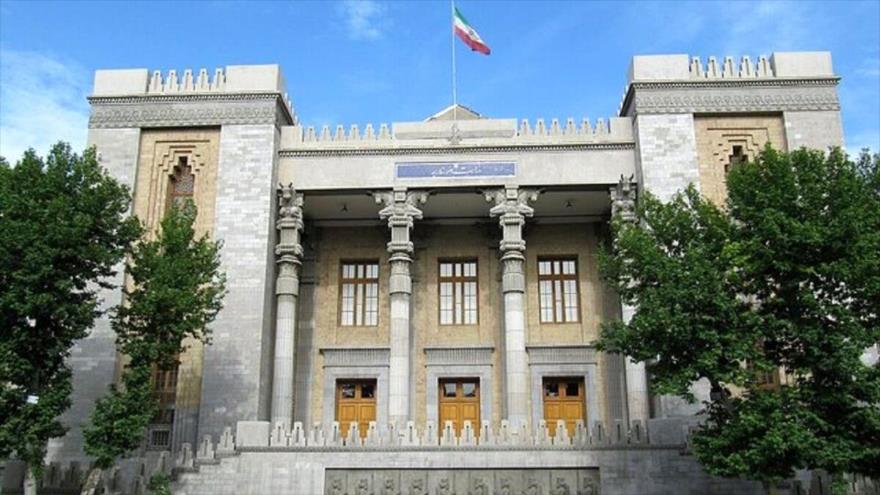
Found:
<box><xmin>0</xmin><ymin>144</ymin><xmax>142</xmax><ymax>490</ymax></box>
<box><xmin>84</xmin><ymin>201</ymin><xmax>226</xmax><ymax>470</ymax></box>
<box><xmin>599</xmin><ymin>147</ymin><xmax>880</xmax><ymax>491</ymax></box>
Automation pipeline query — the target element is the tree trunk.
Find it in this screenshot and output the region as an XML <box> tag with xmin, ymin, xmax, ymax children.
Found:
<box><xmin>81</xmin><ymin>467</ymin><xmax>103</xmax><ymax>495</ymax></box>
<box><xmin>23</xmin><ymin>466</ymin><xmax>37</xmax><ymax>495</ymax></box>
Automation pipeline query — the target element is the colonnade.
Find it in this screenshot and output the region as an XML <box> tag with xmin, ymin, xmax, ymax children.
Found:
<box><xmin>269</xmin><ymin>181</ymin><xmax>649</xmax><ymax>429</ymax></box>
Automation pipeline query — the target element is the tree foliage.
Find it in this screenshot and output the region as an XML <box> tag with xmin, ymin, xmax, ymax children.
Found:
<box><xmin>599</xmin><ymin>147</ymin><xmax>880</xmax><ymax>485</ymax></box>
<box><xmin>84</xmin><ymin>201</ymin><xmax>226</xmax><ymax>468</ymax></box>
<box><xmin>0</xmin><ymin>144</ymin><xmax>142</xmax><ymax>474</ymax></box>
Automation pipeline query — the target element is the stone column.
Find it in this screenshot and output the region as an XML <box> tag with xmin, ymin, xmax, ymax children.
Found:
<box><xmin>374</xmin><ymin>187</ymin><xmax>428</xmax><ymax>426</ymax></box>
<box><xmin>270</xmin><ymin>184</ymin><xmax>304</xmax><ymax>428</ymax></box>
<box><xmin>610</xmin><ymin>175</ymin><xmax>650</xmax><ymax>424</ymax></box>
<box><xmin>486</xmin><ymin>186</ymin><xmax>539</xmax><ymax>427</ymax></box>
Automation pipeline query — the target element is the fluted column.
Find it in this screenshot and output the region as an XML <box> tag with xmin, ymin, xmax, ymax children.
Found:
<box><xmin>486</xmin><ymin>186</ymin><xmax>539</xmax><ymax>427</ymax></box>
<box><xmin>610</xmin><ymin>175</ymin><xmax>650</xmax><ymax>424</ymax></box>
<box><xmin>374</xmin><ymin>187</ymin><xmax>428</xmax><ymax>426</ymax></box>
<box><xmin>270</xmin><ymin>184</ymin><xmax>304</xmax><ymax>428</ymax></box>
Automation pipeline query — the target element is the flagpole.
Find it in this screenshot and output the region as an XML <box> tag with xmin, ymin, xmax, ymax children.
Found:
<box><xmin>451</xmin><ymin>0</ymin><xmax>457</xmax><ymax>122</ymax></box>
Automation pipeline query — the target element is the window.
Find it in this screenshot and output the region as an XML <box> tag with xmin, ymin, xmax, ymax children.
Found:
<box><xmin>150</xmin><ymin>363</ymin><xmax>178</xmax><ymax>424</ymax></box>
<box><xmin>725</xmin><ymin>144</ymin><xmax>748</xmax><ymax>174</ymax></box>
<box><xmin>439</xmin><ymin>260</ymin><xmax>478</xmax><ymax>325</ymax></box>
<box><xmin>340</xmin><ymin>262</ymin><xmax>379</xmax><ymax>326</ymax></box>
<box><xmin>749</xmin><ymin>362</ymin><xmax>781</xmax><ymax>390</ymax></box>
<box><xmin>167</xmin><ymin>156</ymin><xmax>195</xmax><ymax>211</ymax></box>
<box><xmin>538</xmin><ymin>258</ymin><xmax>580</xmax><ymax>323</ymax></box>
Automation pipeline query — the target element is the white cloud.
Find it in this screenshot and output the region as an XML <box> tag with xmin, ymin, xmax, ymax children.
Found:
<box><xmin>337</xmin><ymin>0</ymin><xmax>388</xmax><ymax>41</ymax></box>
<box><xmin>0</xmin><ymin>47</ymin><xmax>90</xmax><ymax>163</ymax></box>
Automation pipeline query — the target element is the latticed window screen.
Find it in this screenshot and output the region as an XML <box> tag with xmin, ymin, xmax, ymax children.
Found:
<box><xmin>439</xmin><ymin>260</ymin><xmax>478</xmax><ymax>325</ymax></box>
<box><xmin>150</xmin><ymin>364</ymin><xmax>178</xmax><ymax>424</ymax></box>
<box><xmin>167</xmin><ymin>156</ymin><xmax>195</xmax><ymax>210</ymax></box>
<box><xmin>340</xmin><ymin>262</ymin><xmax>379</xmax><ymax>326</ymax></box>
<box><xmin>538</xmin><ymin>258</ymin><xmax>580</xmax><ymax>323</ymax></box>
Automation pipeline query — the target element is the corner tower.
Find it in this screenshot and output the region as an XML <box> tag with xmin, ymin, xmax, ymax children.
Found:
<box><xmin>621</xmin><ymin>51</ymin><xmax>843</xmax><ymax>416</ymax></box>
<box><xmin>50</xmin><ymin>65</ymin><xmax>294</xmax><ymax>462</ymax></box>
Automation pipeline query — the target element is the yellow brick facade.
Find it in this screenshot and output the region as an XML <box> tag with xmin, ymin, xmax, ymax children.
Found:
<box><xmin>127</xmin><ymin>128</ymin><xmax>221</xmax><ymax>412</ymax></box>
<box><xmin>308</xmin><ymin>222</ymin><xmax>615</xmax><ymax>428</ymax></box>
<box><xmin>694</xmin><ymin>114</ymin><xmax>787</xmax><ymax>205</ymax></box>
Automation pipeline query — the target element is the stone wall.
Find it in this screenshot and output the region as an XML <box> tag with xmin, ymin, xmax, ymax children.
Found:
<box><xmin>197</xmin><ymin>124</ymin><xmax>279</xmax><ymax>442</ymax></box>
<box><xmin>783</xmin><ymin>110</ymin><xmax>845</xmax><ymax>151</ymax></box>
<box><xmin>633</xmin><ymin>114</ymin><xmax>701</xmax><ymax>201</ymax></box>
<box><xmin>45</xmin><ymin>128</ymin><xmax>141</xmax><ymax>464</ymax></box>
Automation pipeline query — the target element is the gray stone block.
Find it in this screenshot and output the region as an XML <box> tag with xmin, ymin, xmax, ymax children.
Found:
<box><xmin>235</xmin><ymin>421</ymin><xmax>270</xmax><ymax>447</ymax></box>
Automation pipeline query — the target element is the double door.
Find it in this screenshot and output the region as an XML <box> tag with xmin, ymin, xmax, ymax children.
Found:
<box><xmin>336</xmin><ymin>380</ymin><xmax>376</xmax><ymax>439</ymax></box>
<box><xmin>543</xmin><ymin>377</ymin><xmax>585</xmax><ymax>437</ymax></box>
<box><xmin>438</xmin><ymin>378</ymin><xmax>480</xmax><ymax>436</ymax></box>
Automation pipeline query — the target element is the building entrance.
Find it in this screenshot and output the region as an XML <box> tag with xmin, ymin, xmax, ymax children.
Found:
<box><xmin>543</xmin><ymin>377</ymin><xmax>585</xmax><ymax>437</ymax></box>
<box><xmin>335</xmin><ymin>380</ymin><xmax>376</xmax><ymax>439</ymax></box>
<box><xmin>438</xmin><ymin>378</ymin><xmax>480</xmax><ymax>437</ymax></box>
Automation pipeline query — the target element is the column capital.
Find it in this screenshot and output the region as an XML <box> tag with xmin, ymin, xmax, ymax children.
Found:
<box><xmin>373</xmin><ymin>187</ymin><xmax>429</xmax><ymax>257</ymax></box>
<box><xmin>484</xmin><ymin>186</ymin><xmax>540</xmax><ymax>255</ymax></box>
<box><xmin>610</xmin><ymin>174</ymin><xmax>637</xmax><ymax>223</ymax></box>
<box><xmin>276</xmin><ymin>183</ymin><xmax>304</xmax><ymax>295</ymax></box>
<box><xmin>485</xmin><ymin>185</ymin><xmax>539</xmax><ymax>219</ymax></box>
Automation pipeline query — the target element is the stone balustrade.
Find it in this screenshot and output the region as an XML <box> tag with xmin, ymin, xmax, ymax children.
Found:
<box><xmin>183</xmin><ymin>419</ymin><xmax>665</xmax><ymax>457</ymax></box>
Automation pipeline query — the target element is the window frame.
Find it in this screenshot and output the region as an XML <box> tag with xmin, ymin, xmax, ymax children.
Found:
<box><xmin>537</xmin><ymin>255</ymin><xmax>581</xmax><ymax>324</ymax></box>
<box><xmin>437</xmin><ymin>258</ymin><xmax>480</xmax><ymax>326</ymax></box>
<box><xmin>337</xmin><ymin>260</ymin><xmax>380</xmax><ymax>327</ymax></box>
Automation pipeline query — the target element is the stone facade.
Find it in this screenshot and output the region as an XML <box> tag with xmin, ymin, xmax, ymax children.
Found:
<box><xmin>9</xmin><ymin>52</ymin><xmax>855</xmax><ymax>495</ymax></box>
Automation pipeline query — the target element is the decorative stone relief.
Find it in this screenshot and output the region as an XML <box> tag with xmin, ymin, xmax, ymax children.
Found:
<box><xmin>624</xmin><ymin>85</ymin><xmax>839</xmax><ymax>115</ymax></box>
<box><xmin>323</xmin><ymin>470</ymin><xmax>600</xmax><ymax>495</ymax></box>
<box><xmin>609</xmin><ymin>175</ymin><xmax>637</xmax><ymax>223</ymax></box>
<box><xmin>88</xmin><ymin>95</ymin><xmax>292</xmax><ymax>128</ymax></box>
<box><xmin>321</xmin><ymin>347</ymin><xmax>391</xmax><ymax>367</ymax></box>
<box><xmin>526</xmin><ymin>345</ymin><xmax>597</xmax><ymax>365</ymax></box>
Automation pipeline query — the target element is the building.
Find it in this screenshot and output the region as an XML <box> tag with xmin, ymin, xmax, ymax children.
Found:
<box><xmin>8</xmin><ymin>52</ymin><xmax>854</xmax><ymax>494</ymax></box>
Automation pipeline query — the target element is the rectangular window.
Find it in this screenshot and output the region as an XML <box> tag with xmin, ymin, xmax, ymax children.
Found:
<box><xmin>538</xmin><ymin>257</ymin><xmax>580</xmax><ymax>323</ymax></box>
<box><xmin>439</xmin><ymin>260</ymin><xmax>478</xmax><ymax>325</ymax></box>
<box><xmin>340</xmin><ymin>261</ymin><xmax>379</xmax><ymax>326</ymax></box>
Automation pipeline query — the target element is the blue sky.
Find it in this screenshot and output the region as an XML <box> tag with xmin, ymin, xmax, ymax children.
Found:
<box><xmin>1</xmin><ymin>0</ymin><xmax>878</xmax><ymax>161</ymax></box>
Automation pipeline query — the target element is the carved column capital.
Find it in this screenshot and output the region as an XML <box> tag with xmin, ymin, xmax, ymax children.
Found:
<box><xmin>276</xmin><ymin>183</ymin><xmax>304</xmax><ymax>295</ymax></box>
<box><xmin>484</xmin><ymin>186</ymin><xmax>540</xmax><ymax>258</ymax></box>
<box><xmin>609</xmin><ymin>174</ymin><xmax>637</xmax><ymax>223</ymax></box>
<box><xmin>373</xmin><ymin>188</ymin><xmax>429</xmax><ymax>259</ymax></box>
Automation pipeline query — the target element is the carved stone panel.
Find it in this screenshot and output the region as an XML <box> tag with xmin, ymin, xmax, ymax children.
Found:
<box><xmin>324</xmin><ymin>469</ymin><xmax>600</xmax><ymax>495</ymax></box>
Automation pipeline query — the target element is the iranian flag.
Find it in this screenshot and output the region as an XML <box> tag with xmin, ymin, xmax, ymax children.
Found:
<box><xmin>453</xmin><ymin>7</ymin><xmax>491</xmax><ymax>55</ymax></box>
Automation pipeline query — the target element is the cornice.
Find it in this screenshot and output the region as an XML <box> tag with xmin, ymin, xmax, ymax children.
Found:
<box><xmin>87</xmin><ymin>91</ymin><xmax>285</xmax><ymax>105</ymax></box>
<box><xmin>620</xmin><ymin>79</ymin><xmax>840</xmax><ymax>116</ymax></box>
<box><xmin>88</xmin><ymin>93</ymin><xmax>294</xmax><ymax>128</ymax></box>
<box><xmin>279</xmin><ymin>142</ymin><xmax>634</xmax><ymax>158</ymax></box>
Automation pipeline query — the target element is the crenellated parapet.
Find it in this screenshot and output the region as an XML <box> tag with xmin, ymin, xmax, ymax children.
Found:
<box><xmin>88</xmin><ymin>64</ymin><xmax>296</xmax><ymax>128</ymax></box>
<box><xmin>280</xmin><ymin>116</ymin><xmax>633</xmax><ymax>156</ymax></box>
<box><xmin>620</xmin><ymin>52</ymin><xmax>840</xmax><ymax>117</ymax></box>
<box><xmin>688</xmin><ymin>55</ymin><xmax>775</xmax><ymax>79</ymax></box>
<box><xmin>199</xmin><ymin>419</ymin><xmax>660</xmax><ymax>452</ymax></box>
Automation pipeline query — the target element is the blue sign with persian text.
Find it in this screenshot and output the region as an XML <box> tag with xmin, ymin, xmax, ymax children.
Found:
<box><xmin>395</xmin><ymin>161</ymin><xmax>516</xmax><ymax>179</ymax></box>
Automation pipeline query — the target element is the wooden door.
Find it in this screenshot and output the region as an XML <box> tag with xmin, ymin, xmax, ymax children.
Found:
<box><xmin>543</xmin><ymin>377</ymin><xmax>585</xmax><ymax>437</ymax></box>
<box><xmin>438</xmin><ymin>379</ymin><xmax>480</xmax><ymax>437</ymax></box>
<box><xmin>336</xmin><ymin>380</ymin><xmax>376</xmax><ymax>439</ymax></box>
